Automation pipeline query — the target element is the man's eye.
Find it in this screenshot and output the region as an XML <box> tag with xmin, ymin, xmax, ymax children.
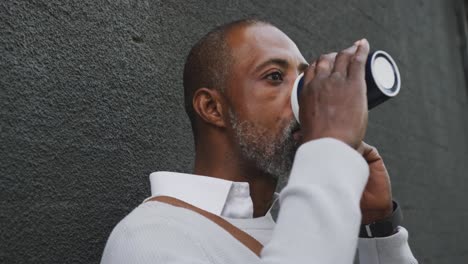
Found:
<box><xmin>266</xmin><ymin>72</ymin><xmax>283</xmax><ymax>81</ymax></box>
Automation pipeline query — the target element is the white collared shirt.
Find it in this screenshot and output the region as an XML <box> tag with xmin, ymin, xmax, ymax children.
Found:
<box><xmin>147</xmin><ymin>171</ymin><xmax>256</xmax><ymax>219</ymax></box>
<box><xmin>146</xmin><ymin>171</ymin><xmax>279</xmax><ymax>245</ymax></box>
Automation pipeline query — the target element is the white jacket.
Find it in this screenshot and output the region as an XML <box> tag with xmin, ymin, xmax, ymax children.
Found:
<box><xmin>101</xmin><ymin>138</ymin><xmax>418</xmax><ymax>264</ymax></box>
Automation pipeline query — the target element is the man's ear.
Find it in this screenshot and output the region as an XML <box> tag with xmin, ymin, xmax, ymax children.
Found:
<box><xmin>192</xmin><ymin>88</ymin><xmax>227</xmax><ymax>128</ymax></box>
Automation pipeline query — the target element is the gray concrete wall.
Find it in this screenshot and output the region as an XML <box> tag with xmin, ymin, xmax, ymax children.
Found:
<box><xmin>1</xmin><ymin>0</ymin><xmax>467</xmax><ymax>263</ymax></box>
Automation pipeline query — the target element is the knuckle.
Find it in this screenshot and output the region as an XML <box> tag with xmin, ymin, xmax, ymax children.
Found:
<box><xmin>317</xmin><ymin>59</ymin><xmax>330</xmax><ymax>70</ymax></box>
<box><xmin>330</xmin><ymin>71</ymin><xmax>344</xmax><ymax>80</ymax></box>
<box><xmin>319</xmin><ymin>54</ymin><xmax>329</xmax><ymax>61</ymax></box>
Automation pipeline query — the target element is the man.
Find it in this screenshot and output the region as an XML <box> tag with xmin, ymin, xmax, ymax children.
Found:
<box><xmin>101</xmin><ymin>19</ymin><xmax>418</xmax><ymax>263</ymax></box>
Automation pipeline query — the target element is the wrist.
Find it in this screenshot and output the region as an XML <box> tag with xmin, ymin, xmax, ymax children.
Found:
<box><xmin>300</xmin><ymin>131</ymin><xmax>360</xmax><ymax>149</ymax></box>
<box><xmin>362</xmin><ymin>205</ymin><xmax>393</xmax><ymax>224</ymax></box>
<box><xmin>359</xmin><ymin>201</ymin><xmax>402</xmax><ymax>238</ymax></box>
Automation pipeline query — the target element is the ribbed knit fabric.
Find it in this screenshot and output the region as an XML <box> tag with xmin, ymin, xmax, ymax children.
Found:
<box><xmin>101</xmin><ymin>138</ymin><xmax>418</xmax><ymax>264</ymax></box>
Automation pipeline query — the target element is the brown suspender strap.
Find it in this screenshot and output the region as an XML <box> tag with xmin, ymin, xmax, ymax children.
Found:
<box><xmin>147</xmin><ymin>195</ymin><xmax>264</xmax><ymax>257</ymax></box>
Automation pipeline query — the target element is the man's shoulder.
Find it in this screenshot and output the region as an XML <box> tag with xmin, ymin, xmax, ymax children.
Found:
<box><xmin>102</xmin><ymin>201</ymin><xmax>222</xmax><ymax>263</ymax></box>
<box><xmin>114</xmin><ymin>201</ymin><xmax>190</xmax><ymax>232</ymax></box>
<box><xmin>110</xmin><ymin>200</ymin><xmax>224</xmax><ymax>239</ymax></box>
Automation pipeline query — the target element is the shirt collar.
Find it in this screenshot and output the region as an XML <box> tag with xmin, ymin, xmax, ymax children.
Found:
<box><xmin>147</xmin><ymin>171</ymin><xmax>254</xmax><ymax>218</ymax></box>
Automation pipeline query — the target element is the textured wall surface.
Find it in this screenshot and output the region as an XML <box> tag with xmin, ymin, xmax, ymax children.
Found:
<box><xmin>1</xmin><ymin>0</ymin><xmax>468</xmax><ymax>263</ymax></box>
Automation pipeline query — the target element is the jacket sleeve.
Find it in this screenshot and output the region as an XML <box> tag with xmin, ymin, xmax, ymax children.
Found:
<box><xmin>358</xmin><ymin>226</ymin><xmax>418</xmax><ymax>264</ymax></box>
<box><xmin>260</xmin><ymin>138</ymin><xmax>370</xmax><ymax>263</ymax></box>
<box><xmin>261</xmin><ymin>138</ymin><xmax>418</xmax><ymax>264</ymax></box>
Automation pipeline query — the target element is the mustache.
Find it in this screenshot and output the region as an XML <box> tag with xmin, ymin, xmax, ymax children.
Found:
<box><xmin>290</xmin><ymin>119</ymin><xmax>300</xmax><ymax>133</ymax></box>
<box><xmin>284</xmin><ymin>118</ymin><xmax>300</xmax><ymax>137</ymax></box>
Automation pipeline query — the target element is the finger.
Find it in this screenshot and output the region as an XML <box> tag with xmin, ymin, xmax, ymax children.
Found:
<box><xmin>357</xmin><ymin>141</ymin><xmax>371</xmax><ymax>154</ymax></box>
<box><xmin>348</xmin><ymin>39</ymin><xmax>370</xmax><ymax>80</ymax></box>
<box><xmin>357</xmin><ymin>141</ymin><xmax>366</xmax><ymax>155</ymax></box>
<box><xmin>315</xmin><ymin>52</ymin><xmax>337</xmax><ymax>79</ymax></box>
<box><xmin>333</xmin><ymin>43</ymin><xmax>358</xmax><ymax>77</ymax></box>
<box><xmin>360</xmin><ymin>142</ymin><xmax>381</xmax><ymax>162</ymax></box>
<box><xmin>302</xmin><ymin>61</ymin><xmax>317</xmax><ymax>85</ymax></box>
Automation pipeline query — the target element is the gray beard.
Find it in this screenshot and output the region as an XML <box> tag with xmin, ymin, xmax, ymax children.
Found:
<box><xmin>229</xmin><ymin>109</ymin><xmax>300</xmax><ymax>181</ymax></box>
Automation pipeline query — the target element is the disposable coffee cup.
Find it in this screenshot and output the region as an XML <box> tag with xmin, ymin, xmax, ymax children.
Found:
<box><xmin>291</xmin><ymin>50</ymin><xmax>401</xmax><ymax>123</ymax></box>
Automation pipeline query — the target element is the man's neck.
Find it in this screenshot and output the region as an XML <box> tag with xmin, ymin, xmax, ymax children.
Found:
<box><xmin>193</xmin><ymin>138</ymin><xmax>277</xmax><ymax>217</ymax></box>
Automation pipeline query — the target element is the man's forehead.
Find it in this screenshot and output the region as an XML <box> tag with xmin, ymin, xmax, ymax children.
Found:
<box><xmin>227</xmin><ymin>24</ymin><xmax>306</xmax><ymax>69</ymax></box>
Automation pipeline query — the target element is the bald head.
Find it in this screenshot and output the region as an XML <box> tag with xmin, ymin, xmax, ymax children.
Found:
<box><xmin>183</xmin><ymin>18</ymin><xmax>271</xmax><ymax>137</ymax></box>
